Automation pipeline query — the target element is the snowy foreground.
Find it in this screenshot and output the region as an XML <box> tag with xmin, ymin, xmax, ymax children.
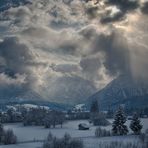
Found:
<box><xmin>0</xmin><ymin>119</ymin><xmax>148</xmax><ymax>148</ymax></box>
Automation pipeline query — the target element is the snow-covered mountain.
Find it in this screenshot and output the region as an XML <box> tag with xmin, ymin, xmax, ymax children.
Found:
<box><xmin>0</xmin><ymin>89</ymin><xmax>43</xmax><ymax>104</ymax></box>
<box><xmin>0</xmin><ymin>64</ymin><xmax>96</xmax><ymax>105</ymax></box>
<box><xmin>43</xmin><ymin>76</ymin><xmax>97</xmax><ymax>104</ymax></box>
<box><xmin>88</xmin><ymin>75</ymin><xmax>148</xmax><ymax>110</ymax></box>
<box><xmin>0</xmin><ymin>90</ymin><xmax>71</xmax><ymax>111</ymax></box>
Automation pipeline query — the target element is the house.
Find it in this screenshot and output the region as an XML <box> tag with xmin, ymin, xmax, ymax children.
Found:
<box><xmin>127</xmin><ymin>116</ymin><xmax>133</xmax><ymax>120</ymax></box>
<box><xmin>78</xmin><ymin>123</ymin><xmax>89</xmax><ymax>130</ymax></box>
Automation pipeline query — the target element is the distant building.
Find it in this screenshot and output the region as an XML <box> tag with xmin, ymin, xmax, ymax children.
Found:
<box><xmin>72</xmin><ymin>104</ymin><xmax>88</xmax><ymax>113</ymax></box>
<box><xmin>78</xmin><ymin>123</ymin><xmax>89</xmax><ymax>130</ymax></box>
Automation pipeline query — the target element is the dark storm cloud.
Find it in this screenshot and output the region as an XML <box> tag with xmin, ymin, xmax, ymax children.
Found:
<box><xmin>79</xmin><ymin>27</ymin><xmax>97</xmax><ymax>40</ymax></box>
<box><xmin>100</xmin><ymin>9</ymin><xmax>124</xmax><ymax>24</ymax></box>
<box><xmin>57</xmin><ymin>43</ymin><xmax>78</xmax><ymax>55</ymax></box>
<box><xmin>0</xmin><ymin>37</ymin><xmax>30</xmax><ymax>99</ymax></box>
<box><xmin>79</xmin><ymin>25</ymin><xmax>130</xmax><ymax>77</ymax></box>
<box><xmin>0</xmin><ymin>36</ymin><xmax>47</xmax><ymax>68</ymax></box>
<box><xmin>80</xmin><ymin>27</ymin><xmax>130</xmax><ymax>76</ymax></box>
<box><xmin>94</xmin><ymin>31</ymin><xmax>129</xmax><ymax>76</ymax></box>
<box><xmin>0</xmin><ymin>37</ymin><xmax>41</xmax><ymax>92</ymax></box>
<box><xmin>0</xmin><ymin>37</ymin><xmax>33</xmax><ymax>74</ymax></box>
<box><xmin>106</xmin><ymin>0</ymin><xmax>139</xmax><ymax>11</ymax></box>
<box><xmin>0</xmin><ymin>73</ymin><xmax>26</xmax><ymax>100</ymax></box>
<box><xmin>50</xmin><ymin>20</ymin><xmax>72</xmax><ymax>29</ymax></box>
<box><xmin>63</xmin><ymin>0</ymin><xmax>74</xmax><ymax>5</ymax></box>
<box><xmin>85</xmin><ymin>6</ymin><xmax>98</xmax><ymax>19</ymax></box>
<box><xmin>0</xmin><ymin>0</ymin><xmax>32</xmax><ymax>12</ymax></box>
<box><xmin>101</xmin><ymin>0</ymin><xmax>139</xmax><ymax>23</ymax></box>
<box><xmin>80</xmin><ymin>56</ymin><xmax>102</xmax><ymax>80</ymax></box>
<box><xmin>80</xmin><ymin>56</ymin><xmax>101</xmax><ymax>72</ymax></box>
<box><xmin>50</xmin><ymin>64</ymin><xmax>80</xmax><ymax>73</ymax></box>
<box><xmin>0</xmin><ymin>37</ymin><xmax>46</xmax><ymax>99</ymax></box>
<box><xmin>141</xmin><ymin>1</ymin><xmax>148</xmax><ymax>14</ymax></box>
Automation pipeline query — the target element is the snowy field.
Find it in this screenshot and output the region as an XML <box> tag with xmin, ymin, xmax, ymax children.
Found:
<box><xmin>0</xmin><ymin>118</ymin><xmax>148</xmax><ymax>148</ymax></box>
<box><xmin>0</xmin><ymin>142</ymin><xmax>42</xmax><ymax>148</ymax></box>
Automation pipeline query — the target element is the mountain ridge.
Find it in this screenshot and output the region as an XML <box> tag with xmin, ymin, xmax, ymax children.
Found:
<box><xmin>88</xmin><ymin>75</ymin><xmax>148</xmax><ymax>110</ymax></box>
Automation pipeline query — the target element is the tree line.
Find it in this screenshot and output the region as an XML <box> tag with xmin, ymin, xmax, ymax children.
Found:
<box><xmin>23</xmin><ymin>108</ymin><xmax>65</xmax><ymax>128</ymax></box>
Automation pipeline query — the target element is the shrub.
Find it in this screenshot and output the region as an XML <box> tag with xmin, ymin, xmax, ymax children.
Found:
<box><xmin>140</xmin><ymin>129</ymin><xmax>148</xmax><ymax>148</ymax></box>
<box><xmin>140</xmin><ymin>133</ymin><xmax>145</xmax><ymax>143</ymax></box>
<box><xmin>3</xmin><ymin>129</ymin><xmax>17</xmax><ymax>145</ymax></box>
<box><xmin>93</xmin><ymin>117</ymin><xmax>110</xmax><ymax>126</ymax></box>
<box><xmin>43</xmin><ymin>132</ymin><xmax>83</xmax><ymax>148</ymax></box>
<box><xmin>90</xmin><ymin>112</ymin><xmax>110</xmax><ymax>126</ymax></box>
<box><xmin>0</xmin><ymin>122</ymin><xmax>17</xmax><ymax>145</ymax></box>
<box><xmin>0</xmin><ymin>123</ymin><xmax>4</xmax><ymax>143</ymax></box>
<box><xmin>95</xmin><ymin>127</ymin><xmax>111</xmax><ymax>137</ymax></box>
<box><xmin>69</xmin><ymin>139</ymin><xmax>84</xmax><ymax>148</ymax></box>
<box><xmin>98</xmin><ymin>141</ymin><xmax>144</xmax><ymax>148</ymax></box>
<box><xmin>43</xmin><ymin>132</ymin><xmax>53</xmax><ymax>148</ymax></box>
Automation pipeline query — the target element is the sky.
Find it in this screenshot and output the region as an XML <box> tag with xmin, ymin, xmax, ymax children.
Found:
<box><xmin>0</xmin><ymin>0</ymin><xmax>148</xmax><ymax>104</ymax></box>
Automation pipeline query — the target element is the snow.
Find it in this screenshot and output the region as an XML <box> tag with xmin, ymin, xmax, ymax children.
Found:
<box><xmin>39</xmin><ymin>106</ymin><xmax>50</xmax><ymax>110</ymax></box>
<box><xmin>75</xmin><ymin>104</ymin><xmax>85</xmax><ymax>110</ymax></box>
<box><xmin>72</xmin><ymin>104</ymin><xmax>88</xmax><ymax>112</ymax></box>
<box><xmin>0</xmin><ymin>142</ymin><xmax>42</xmax><ymax>148</ymax></box>
<box><xmin>3</xmin><ymin>119</ymin><xmax>148</xmax><ymax>141</ymax></box>
<box><xmin>21</xmin><ymin>104</ymin><xmax>50</xmax><ymax>110</ymax></box>
<box><xmin>6</xmin><ymin>106</ymin><xmax>17</xmax><ymax>111</ymax></box>
<box><xmin>16</xmin><ymin>104</ymin><xmax>50</xmax><ymax>111</ymax></box>
<box><xmin>21</xmin><ymin>104</ymin><xmax>38</xmax><ymax>109</ymax></box>
<box><xmin>0</xmin><ymin>118</ymin><xmax>148</xmax><ymax>148</ymax></box>
<box><xmin>3</xmin><ymin>120</ymin><xmax>95</xmax><ymax>141</ymax></box>
<box><xmin>0</xmin><ymin>136</ymin><xmax>140</xmax><ymax>148</ymax></box>
<box><xmin>82</xmin><ymin>135</ymin><xmax>141</xmax><ymax>148</ymax></box>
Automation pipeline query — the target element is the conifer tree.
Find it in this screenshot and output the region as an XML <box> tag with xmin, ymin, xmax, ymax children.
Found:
<box><xmin>112</xmin><ymin>106</ymin><xmax>128</xmax><ymax>135</ymax></box>
<box><xmin>90</xmin><ymin>100</ymin><xmax>99</xmax><ymax>113</ymax></box>
<box><xmin>0</xmin><ymin>118</ymin><xmax>4</xmax><ymax>143</ymax></box>
<box><xmin>130</xmin><ymin>113</ymin><xmax>143</xmax><ymax>135</ymax></box>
